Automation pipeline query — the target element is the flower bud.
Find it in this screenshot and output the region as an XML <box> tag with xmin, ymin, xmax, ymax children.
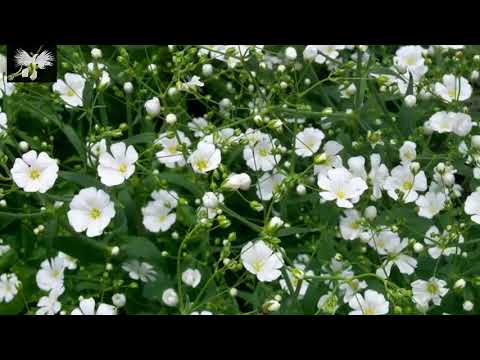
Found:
<box><xmin>162</xmin><ymin>288</ymin><xmax>179</xmax><ymax>307</ymax></box>
<box><xmin>165</xmin><ymin>113</ymin><xmax>177</xmax><ymax>125</ymax></box>
<box><xmin>144</xmin><ymin>97</ymin><xmax>161</xmax><ymax>117</ymax></box>
<box><xmin>364</xmin><ymin>206</ymin><xmax>377</xmax><ymax>220</ymax></box>
<box><xmin>463</xmin><ymin>300</ymin><xmax>474</xmax><ymax>311</ymax></box>
<box><xmin>404</xmin><ymin>94</ymin><xmax>416</xmax><ymax>108</ymax></box>
<box><xmin>91</xmin><ymin>48</ymin><xmax>102</xmax><ymax>59</ymax></box>
<box><xmin>454</xmin><ymin>278</ymin><xmax>466</xmax><ymax>289</ymax></box>
<box><xmin>202</xmin><ymin>63</ymin><xmax>213</xmax><ymax>77</ymax></box>
<box><xmin>112</xmin><ymin>293</ymin><xmax>126</xmax><ymax>308</ymax></box>
<box><xmin>111</xmin><ymin>246</ymin><xmax>120</xmax><ymax>256</ymax></box>
<box><xmin>123</xmin><ymin>82</ymin><xmax>134</xmax><ymax>94</ymax></box>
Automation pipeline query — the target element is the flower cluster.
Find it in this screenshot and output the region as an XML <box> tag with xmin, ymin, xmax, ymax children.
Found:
<box><xmin>0</xmin><ymin>44</ymin><xmax>479</xmax><ymax>315</ymax></box>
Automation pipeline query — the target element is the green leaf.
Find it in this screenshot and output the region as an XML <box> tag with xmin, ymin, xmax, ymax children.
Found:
<box><xmin>157</xmin><ymin>171</ymin><xmax>204</xmax><ymax>197</ymax></box>
<box><xmin>52</xmin><ymin>236</ymin><xmax>108</xmax><ymax>263</ymax></box>
<box><xmin>59</xmin><ymin>171</ymin><xmax>101</xmax><ymax>188</ymax></box>
<box><xmin>124</xmin><ymin>132</ymin><xmax>157</xmax><ymax>145</ymax></box>
<box><xmin>62</xmin><ymin>124</ymin><xmax>86</xmax><ymax>163</ymax></box>
<box><xmin>122</xmin><ymin>236</ymin><xmax>163</xmax><ymax>262</ymax></box>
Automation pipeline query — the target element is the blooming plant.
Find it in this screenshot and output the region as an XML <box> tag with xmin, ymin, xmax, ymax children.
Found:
<box><xmin>0</xmin><ymin>44</ymin><xmax>480</xmax><ymax>315</ymax></box>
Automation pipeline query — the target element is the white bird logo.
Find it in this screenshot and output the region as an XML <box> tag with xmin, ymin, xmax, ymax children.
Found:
<box><xmin>9</xmin><ymin>46</ymin><xmax>54</xmax><ymax>81</ymax></box>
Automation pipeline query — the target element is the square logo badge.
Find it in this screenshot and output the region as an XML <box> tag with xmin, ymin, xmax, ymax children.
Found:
<box><xmin>7</xmin><ymin>44</ymin><xmax>57</xmax><ymax>83</ymax></box>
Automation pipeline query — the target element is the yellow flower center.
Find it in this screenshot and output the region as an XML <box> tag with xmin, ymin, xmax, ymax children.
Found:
<box><xmin>336</xmin><ymin>191</ymin><xmax>346</xmax><ymax>200</ymax></box>
<box><xmin>159</xmin><ymin>215</ymin><xmax>166</xmax><ymax>222</ymax></box>
<box><xmin>406</xmin><ymin>57</ymin><xmax>416</xmax><ymax>66</ymax></box>
<box><xmin>402</xmin><ymin>181</ymin><xmax>413</xmax><ymax>190</ymax></box>
<box><xmin>90</xmin><ymin>208</ymin><xmax>102</xmax><ymax>220</ymax></box>
<box><xmin>259</xmin><ymin>148</ymin><xmax>269</xmax><ymax>157</ymax></box>
<box><xmin>447</xmin><ymin>89</ymin><xmax>457</xmax><ymax>98</ymax></box>
<box><xmin>29</xmin><ymin>169</ymin><xmax>40</xmax><ymax>180</ymax></box>
<box><xmin>118</xmin><ymin>163</ymin><xmax>127</xmax><ymax>173</ymax></box>
<box><xmin>196</xmin><ymin>159</ymin><xmax>207</xmax><ymax>172</ymax></box>
<box><xmin>363</xmin><ymin>306</ymin><xmax>375</xmax><ymax>315</ymax></box>
<box><xmin>427</xmin><ymin>282</ymin><xmax>438</xmax><ymax>295</ymax></box>
<box><xmin>66</xmin><ymin>89</ymin><xmax>75</xmax><ymax>97</ymax></box>
<box><xmin>252</xmin><ymin>260</ymin><xmax>264</xmax><ymax>273</ymax></box>
<box><xmin>167</xmin><ymin>145</ymin><xmax>177</xmax><ymax>154</ymax></box>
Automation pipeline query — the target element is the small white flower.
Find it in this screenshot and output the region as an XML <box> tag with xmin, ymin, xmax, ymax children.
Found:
<box><xmin>188</xmin><ymin>142</ymin><xmax>221</xmax><ymax>174</ymax></box>
<box><xmin>155</xmin><ymin>131</ymin><xmax>192</xmax><ymax>168</ymax></box>
<box><xmin>424</xmin><ymin>226</ymin><xmax>463</xmax><ymax>259</ymax></box>
<box><xmin>243</xmin><ymin>133</ymin><xmax>281</xmax><ymax>172</ymax></box>
<box><xmin>122</xmin><ymin>260</ymin><xmax>156</xmax><ymax>282</ymax></box>
<box><xmin>465</xmin><ymin>190</ymin><xmax>480</xmax><ymax>224</ymax></box>
<box><xmin>162</xmin><ymin>288</ymin><xmax>179</xmax><ymax>307</ymax></box>
<box><xmin>279</xmin><ymin>265</ymin><xmax>313</xmax><ymax>299</ymax></box>
<box><xmin>224</xmin><ymin>173</ymin><xmax>251</xmax><ymax>191</ymax></box>
<box><xmin>36</xmin><ymin>286</ymin><xmax>64</xmax><ymax>315</ymax></box>
<box><xmin>188</xmin><ymin>117</ymin><xmax>209</xmax><ymax>138</ymax></box>
<box><xmin>71</xmin><ymin>297</ymin><xmax>117</xmax><ymax>315</ymax></box>
<box><xmin>142</xmin><ymin>201</ymin><xmax>176</xmax><ymax>233</ymax></box>
<box><xmin>191</xmin><ymin>310</ymin><xmax>213</xmax><ymax>315</ymax></box>
<box><xmin>67</xmin><ymin>187</ymin><xmax>116</xmax><ymax>237</ymax></box>
<box><xmin>52</xmin><ymin>73</ymin><xmax>86</xmax><ymax>108</ymax></box>
<box><xmin>181</xmin><ymin>268</ymin><xmax>202</xmax><ymax>288</ymax></box>
<box><xmin>0</xmin><ymin>273</ymin><xmax>21</xmax><ymax>303</ymax></box>
<box><xmin>348</xmin><ymin>290</ymin><xmax>389</xmax><ymax>315</ymax></box>
<box><xmin>202</xmin><ymin>192</ymin><xmax>220</xmax><ymax>208</ymax></box>
<box><xmin>369</xmin><ymin>154</ymin><xmax>389</xmax><ymax>200</ymax></box>
<box><xmin>144</xmin><ymin>97</ymin><xmax>161</xmax><ymax>116</ymax></box>
<box><xmin>241</xmin><ymin>240</ymin><xmax>284</xmax><ymax>282</ymax></box>
<box><xmin>384</xmin><ymin>164</ymin><xmax>427</xmax><ymax>203</ymax></box>
<box><xmin>14</xmin><ymin>48</ymin><xmax>54</xmax><ymax>81</ymax></box>
<box><xmin>317</xmin><ymin>167</ymin><xmax>368</xmax><ymax>208</ymax></box>
<box><xmin>86</xmin><ymin>139</ymin><xmax>107</xmax><ymax>167</ymax></box>
<box><xmin>150</xmin><ymin>190</ymin><xmax>178</xmax><ymax>210</ymax></box>
<box><xmin>181</xmin><ymin>75</ymin><xmax>204</xmax><ymax>91</ymax></box>
<box><xmin>313</xmin><ymin>140</ymin><xmax>344</xmax><ymax>176</ymax></box>
<box><xmin>0</xmin><ymin>112</ymin><xmax>7</xmax><ymax>137</ymax></box>
<box><xmin>256</xmin><ymin>171</ymin><xmax>286</xmax><ymax>201</ymax></box>
<box><xmin>339</xmin><ymin>209</ymin><xmax>365</xmax><ymax>240</ymax></box>
<box><xmin>399</xmin><ymin>141</ymin><xmax>417</xmax><ymax>164</ymax></box>
<box><xmin>97</xmin><ymin>142</ymin><xmax>138</xmax><ymax>186</ymax></box>
<box><xmin>112</xmin><ymin>293</ymin><xmax>126</xmax><ymax>308</ymax></box>
<box><xmin>36</xmin><ymin>257</ymin><xmax>65</xmax><ymax>292</ymax></box>
<box><xmin>294</xmin><ymin>127</ymin><xmax>325</xmax><ymax>157</ymax></box>
<box><xmin>11</xmin><ymin>150</ymin><xmax>59</xmax><ymax>193</ymax></box>
<box><xmin>411</xmin><ymin>277</ymin><xmax>448</xmax><ymax>307</ymax></box>
<box><xmin>428</xmin><ymin>111</ymin><xmax>472</xmax><ymax>136</ymax></box>
<box><xmin>55</xmin><ymin>251</ymin><xmax>77</xmax><ymax>271</ymax></box>
<box><xmin>434</xmin><ymin>74</ymin><xmax>472</xmax><ymax>102</ymax></box>
<box><xmin>415</xmin><ymin>191</ymin><xmax>446</xmax><ymax>219</ymax></box>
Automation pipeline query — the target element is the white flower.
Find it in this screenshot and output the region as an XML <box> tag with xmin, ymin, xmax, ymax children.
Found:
<box><xmin>112</xmin><ymin>293</ymin><xmax>126</xmax><ymax>308</ymax></box>
<box><xmin>368</xmin><ymin>154</ymin><xmax>389</xmax><ymax>200</ymax></box>
<box><xmin>434</xmin><ymin>74</ymin><xmax>472</xmax><ymax>102</ymax></box>
<box><xmin>294</xmin><ymin>127</ymin><xmax>325</xmax><ymax>157</ymax></box>
<box><xmin>348</xmin><ymin>290</ymin><xmax>389</xmax><ymax>315</ymax></box>
<box><xmin>67</xmin><ymin>187</ymin><xmax>116</xmax><ymax>237</ymax></box>
<box><xmin>415</xmin><ymin>191</ymin><xmax>446</xmax><ymax>219</ymax></box>
<box><xmin>424</xmin><ymin>226</ymin><xmax>463</xmax><ymax>259</ymax></box>
<box><xmin>399</xmin><ymin>141</ymin><xmax>417</xmax><ymax>164</ymax></box>
<box><xmin>384</xmin><ymin>164</ymin><xmax>427</xmax><ymax>203</ymax></box>
<box><xmin>142</xmin><ymin>201</ymin><xmax>176</xmax><ymax>233</ymax></box>
<box><xmin>162</xmin><ymin>288</ymin><xmax>179</xmax><ymax>307</ymax></box>
<box><xmin>86</xmin><ymin>139</ymin><xmax>107</xmax><ymax>167</ymax></box>
<box><xmin>428</xmin><ymin>111</ymin><xmax>472</xmax><ymax>136</ymax></box>
<box><xmin>317</xmin><ymin>167</ymin><xmax>368</xmax><ymax>208</ymax></box>
<box><xmin>202</xmin><ymin>192</ymin><xmax>220</xmax><ymax>208</ymax></box>
<box><xmin>52</xmin><ymin>73</ymin><xmax>86</xmax><ymax>108</ymax></box>
<box><xmin>0</xmin><ymin>273</ymin><xmax>21</xmax><ymax>303</ymax></box>
<box><xmin>181</xmin><ymin>75</ymin><xmax>204</xmax><ymax>91</ymax></box>
<box><xmin>306</xmin><ymin>45</ymin><xmax>345</xmax><ymax>64</ymax></box>
<box><xmin>0</xmin><ymin>112</ymin><xmax>7</xmax><ymax>137</ymax></box>
<box><xmin>14</xmin><ymin>48</ymin><xmax>54</xmax><ymax>81</ymax></box>
<box><xmin>71</xmin><ymin>297</ymin><xmax>117</xmax><ymax>315</ymax></box>
<box><xmin>188</xmin><ymin>142</ymin><xmax>221</xmax><ymax>174</ymax></box>
<box><xmin>339</xmin><ymin>279</ymin><xmax>368</xmax><ymax>303</ymax></box>
<box><xmin>339</xmin><ymin>209</ymin><xmax>365</xmax><ymax>240</ymax></box>
<box><xmin>191</xmin><ymin>310</ymin><xmax>213</xmax><ymax>315</ymax></box>
<box><xmin>465</xmin><ymin>190</ymin><xmax>480</xmax><ymax>224</ymax></box>
<box><xmin>243</xmin><ymin>134</ymin><xmax>281</xmax><ymax>172</ymax></box>
<box><xmin>347</xmin><ymin>156</ymin><xmax>367</xmax><ymax>180</ymax></box>
<box><xmin>375</xmin><ymin>236</ymin><xmax>417</xmax><ymax>278</ymax></box>
<box><xmin>188</xmin><ymin>117</ymin><xmax>209</xmax><ymax>138</ymax></box>
<box><xmin>122</xmin><ymin>260</ymin><xmax>156</xmax><ymax>282</ymax></box>
<box><xmin>0</xmin><ymin>244</ymin><xmax>11</xmax><ymax>256</ymax></box>
<box><xmin>11</xmin><ymin>150</ymin><xmax>59</xmax><ymax>193</ymax></box>
<box><xmin>144</xmin><ymin>97</ymin><xmax>161</xmax><ymax>116</ymax></box>
<box><xmin>36</xmin><ymin>257</ymin><xmax>65</xmax><ymax>292</ymax></box>
<box><xmin>98</xmin><ymin>142</ymin><xmax>138</xmax><ymax>186</ymax></box>
<box><xmin>256</xmin><ymin>171</ymin><xmax>286</xmax><ymax>201</ymax></box>
<box><xmin>36</xmin><ymin>286</ymin><xmax>64</xmax><ymax>315</ymax></box>
<box><xmin>241</xmin><ymin>240</ymin><xmax>284</xmax><ymax>282</ymax></box>
<box><xmin>224</xmin><ymin>173</ymin><xmax>251</xmax><ymax>191</ymax></box>
<box><xmin>155</xmin><ymin>131</ymin><xmax>191</xmax><ymax>168</ymax></box>
<box><xmin>150</xmin><ymin>190</ymin><xmax>178</xmax><ymax>210</ymax></box>
<box><xmin>181</xmin><ymin>268</ymin><xmax>202</xmax><ymax>288</ymax></box>
<box><xmin>56</xmin><ymin>251</ymin><xmax>77</xmax><ymax>270</ymax></box>
<box><xmin>0</xmin><ymin>60</ymin><xmax>16</xmax><ymax>98</ymax></box>
<box><xmin>313</xmin><ymin>140</ymin><xmax>344</xmax><ymax>176</ymax></box>
<box><xmin>411</xmin><ymin>277</ymin><xmax>448</xmax><ymax>307</ymax></box>
<box><xmin>393</xmin><ymin>45</ymin><xmax>427</xmax><ymax>76</ymax></box>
